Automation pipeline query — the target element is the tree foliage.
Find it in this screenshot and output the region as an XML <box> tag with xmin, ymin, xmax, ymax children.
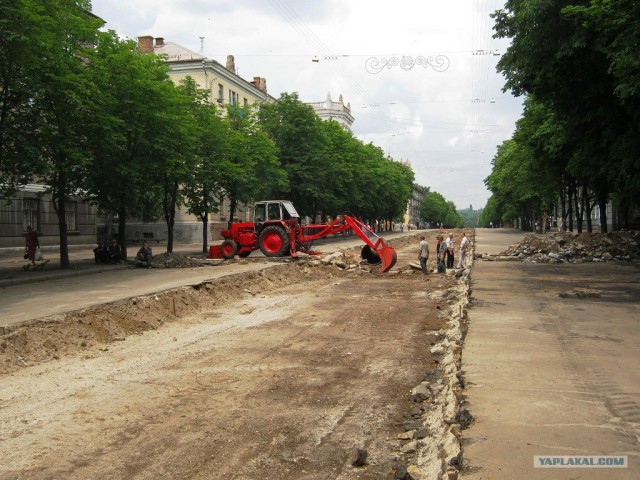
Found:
<box><xmin>258</xmin><ymin>93</ymin><xmax>414</xmax><ymax>222</ymax></box>
<box><xmin>0</xmin><ymin>0</ymin><xmax>102</xmax><ymax>267</ymax></box>
<box><xmin>419</xmin><ymin>191</ymin><xmax>464</xmax><ymax>228</ymax></box>
<box><xmin>86</xmin><ymin>31</ymin><xmax>178</xmax><ymax>258</ymax></box>
<box><xmin>488</xmin><ymin>0</ymin><xmax>640</xmax><ymax>231</ymax></box>
<box><xmin>218</xmin><ymin>106</ymin><xmax>285</xmax><ymax>226</ymax></box>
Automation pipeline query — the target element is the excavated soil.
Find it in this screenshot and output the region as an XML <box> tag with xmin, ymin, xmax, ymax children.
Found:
<box><xmin>0</xmin><ymin>232</ymin><xmax>472</xmax><ymax>480</ymax></box>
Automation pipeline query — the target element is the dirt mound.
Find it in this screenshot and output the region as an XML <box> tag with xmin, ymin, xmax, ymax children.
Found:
<box><xmin>494</xmin><ymin>231</ymin><xmax>640</xmax><ymax>264</ymax></box>
<box><xmin>0</xmin><ymin>262</ymin><xmax>346</xmax><ymax>376</ymax></box>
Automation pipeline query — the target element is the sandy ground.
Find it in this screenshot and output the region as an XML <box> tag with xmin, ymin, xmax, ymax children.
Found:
<box><xmin>0</xmin><ymin>233</ymin><xmax>472</xmax><ymax>480</ymax></box>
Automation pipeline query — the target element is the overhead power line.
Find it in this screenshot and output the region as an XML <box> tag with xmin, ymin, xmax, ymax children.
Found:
<box><xmin>267</xmin><ymin>0</ymin><xmax>373</xmax><ymax>102</ymax></box>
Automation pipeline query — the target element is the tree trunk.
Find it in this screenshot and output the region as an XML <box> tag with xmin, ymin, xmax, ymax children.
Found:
<box><xmin>51</xmin><ymin>171</ymin><xmax>71</xmax><ymax>269</ymax></box>
<box><xmin>574</xmin><ymin>185</ymin><xmax>583</xmax><ymax>234</ymax></box>
<box><xmin>228</xmin><ymin>197</ymin><xmax>237</xmax><ymax>229</ymax></box>
<box><xmin>559</xmin><ymin>184</ymin><xmax>566</xmax><ymax>232</ymax></box>
<box><xmin>202</xmin><ymin>210</ymin><xmax>209</xmax><ymax>254</ymax></box>
<box><xmin>55</xmin><ymin>192</ymin><xmax>70</xmax><ymax>269</ymax></box>
<box><xmin>117</xmin><ymin>206</ymin><xmax>128</xmax><ymax>260</ymax></box>
<box><xmin>584</xmin><ymin>188</ymin><xmax>593</xmax><ymax>233</ymax></box>
<box><xmin>598</xmin><ymin>197</ymin><xmax>608</xmax><ymax>233</ymax></box>
<box><xmin>164</xmin><ymin>178</ymin><xmax>178</xmax><ymax>254</ymax></box>
<box><xmin>567</xmin><ymin>181</ymin><xmax>574</xmax><ymax>232</ymax></box>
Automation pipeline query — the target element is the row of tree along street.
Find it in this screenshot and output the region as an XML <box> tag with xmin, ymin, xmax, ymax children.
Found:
<box><xmin>0</xmin><ymin>0</ymin><xmax>417</xmax><ymax>268</ymax></box>
<box><xmin>479</xmin><ymin>0</ymin><xmax>640</xmax><ymax>233</ymax></box>
<box><xmin>417</xmin><ymin>186</ymin><xmax>467</xmax><ymax>229</ymax></box>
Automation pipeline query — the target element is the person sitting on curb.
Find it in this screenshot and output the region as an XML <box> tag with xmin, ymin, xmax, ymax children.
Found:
<box><xmin>135</xmin><ymin>240</ymin><xmax>153</xmax><ymax>268</ymax></box>
<box><xmin>93</xmin><ymin>242</ymin><xmax>109</xmax><ymax>264</ymax></box>
<box><xmin>107</xmin><ymin>240</ymin><xmax>122</xmax><ymax>264</ymax></box>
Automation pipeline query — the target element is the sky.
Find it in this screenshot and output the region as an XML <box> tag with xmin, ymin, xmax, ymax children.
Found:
<box><xmin>90</xmin><ymin>0</ymin><xmax>523</xmax><ymax>211</ymax></box>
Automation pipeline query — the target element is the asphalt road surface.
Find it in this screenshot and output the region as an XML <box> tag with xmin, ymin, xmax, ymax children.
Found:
<box><xmin>463</xmin><ymin>229</ymin><xmax>640</xmax><ymax>479</ymax></box>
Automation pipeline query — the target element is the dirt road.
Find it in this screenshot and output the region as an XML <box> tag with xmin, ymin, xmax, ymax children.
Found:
<box><xmin>0</xmin><ymin>233</ymin><xmax>471</xmax><ymax>480</ymax></box>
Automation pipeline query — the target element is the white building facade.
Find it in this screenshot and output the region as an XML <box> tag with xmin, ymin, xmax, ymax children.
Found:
<box><xmin>308</xmin><ymin>93</ymin><xmax>355</xmax><ymax>131</ymax></box>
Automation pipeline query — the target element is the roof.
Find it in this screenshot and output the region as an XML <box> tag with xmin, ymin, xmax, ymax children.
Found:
<box><xmin>153</xmin><ymin>42</ymin><xmax>205</xmax><ymax>63</ymax></box>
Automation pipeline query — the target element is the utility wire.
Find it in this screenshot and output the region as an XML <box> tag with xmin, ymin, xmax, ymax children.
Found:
<box><xmin>267</xmin><ymin>0</ymin><xmax>373</xmax><ymax>102</ymax></box>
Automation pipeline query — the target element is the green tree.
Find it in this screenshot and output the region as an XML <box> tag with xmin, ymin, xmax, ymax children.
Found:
<box><xmin>258</xmin><ymin>92</ymin><xmax>331</xmax><ymax>218</ymax></box>
<box><xmin>563</xmin><ymin>1</ymin><xmax>640</xmax><ymax>228</ymax></box>
<box><xmin>479</xmin><ymin>196</ymin><xmax>501</xmax><ymax>227</ymax></box>
<box><xmin>152</xmin><ymin>83</ymin><xmax>198</xmax><ymax>254</ymax></box>
<box><xmin>458</xmin><ymin>206</ymin><xmax>480</xmax><ymax>228</ymax></box>
<box><xmin>372</xmin><ymin>158</ymin><xmax>414</xmax><ymax>227</ymax></box>
<box><xmin>87</xmin><ymin>31</ymin><xmax>177</xmax><ymax>258</ymax></box>
<box><xmin>219</xmin><ymin>106</ymin><xmax>285</xmax><ymax>226</ymax></box>
<box><xmin>492</xmin><ymin>0</ymin><xmax>639</xmax><ymax>232</ymax></box>
<box><xmin>0</xmin><ymin>0</ymin><xmax>103</xmax><ymax>268</ymax></box>
<box><xmin>0</xmin><ymin>0</ymin><xmax>41</xmax><ymax>190</ymax></box>
<box><xmin>318</xmin><ymin>119</ymin><xmax>360</xmax><ymax>217</ymax></box>
<box><xmin>420</xmin><ymin>192</ymin><xmax>448</xmax><ymax>226</ymax></box>
<box><xmin>179</xmin><ymin>77</ymin><xmax>228</xmax><ymax>253</ymax></box>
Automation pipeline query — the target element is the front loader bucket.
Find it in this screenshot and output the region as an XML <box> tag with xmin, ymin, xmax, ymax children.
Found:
<box><xmin>361</xmin><ymin>245</ymin><xmax>398</xmax><ymax>272</ymax></box>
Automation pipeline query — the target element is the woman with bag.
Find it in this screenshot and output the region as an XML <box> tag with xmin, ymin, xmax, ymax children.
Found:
<box><xmin>25</xmin><ymin>225</ymin><xmax>40</xmax><ymax>265</ymax></box>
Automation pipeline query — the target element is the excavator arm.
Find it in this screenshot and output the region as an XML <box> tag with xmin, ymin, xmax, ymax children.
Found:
<box><xmin>292</xmin><ymin>215</ymin><xmax>397</xmax><ymax>272</ymax></box>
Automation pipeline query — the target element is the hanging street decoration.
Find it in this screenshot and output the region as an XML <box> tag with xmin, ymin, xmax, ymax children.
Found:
<box><xmin>365</xmin><ymin>55</ymin><xmax>450</xmax><ymax>74</ymax></box>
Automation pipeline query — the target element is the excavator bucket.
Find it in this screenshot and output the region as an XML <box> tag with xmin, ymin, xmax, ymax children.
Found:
<box><xmin>377</xmin><ymin>245</ymin><xmax>398</xmax><ymax>272</ymax></box>
<box><xmin>360</xmin><ymin>244</ymin><xmax>398</xmax><ymax>272</ymax></box>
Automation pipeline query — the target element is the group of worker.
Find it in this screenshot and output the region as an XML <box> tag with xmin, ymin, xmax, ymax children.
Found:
<box><xmin>93</xmin><ymin>239</ymin><xmax>124</xmax><ymax>264</ymax></box>
<box><xmin>418</xmin><ymin>232</ymin><xmax>470</xmax><ymax>274</ymax></box>
<box><xmin>93</xmin><ymin>240</ymin><xmax>154</xmax><ymax>267</ymax></box>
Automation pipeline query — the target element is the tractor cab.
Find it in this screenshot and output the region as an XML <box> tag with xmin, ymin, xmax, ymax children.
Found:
<box><xmin>253</xmin><ymin>200</ymin><xmax>300</xmax><ymax>232</ymax></box>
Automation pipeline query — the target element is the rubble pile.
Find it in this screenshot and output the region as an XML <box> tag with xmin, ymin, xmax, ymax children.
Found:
<box><xmin>150</xmin><ymin>252</ymin><xmax>210</xmax><ymax>268</ymax></box>
<box><xmin>311</xmin><ymin>250</ymin><xmax>375</xmax><ymax>272</ymax></box>
<box><xmin>489</xmin><ymin>231</ymin><xmax>640</xmax><ymax>264</ymax></box>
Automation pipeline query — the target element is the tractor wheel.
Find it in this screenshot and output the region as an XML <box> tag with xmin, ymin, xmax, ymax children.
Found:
<box><xmin>220</xmin><ymin>240</ymin><xmax>238</xmax><ymax>259</ymax></box>
<box><xmin>258</xmin><ymin>225</ymin><xmax>290</xmax><ymax>257</ymax></box>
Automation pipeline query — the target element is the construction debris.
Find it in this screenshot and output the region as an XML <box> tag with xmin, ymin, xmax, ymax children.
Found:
<box><xmin>478</xmin><ymin>231</ymin><xmax>640</xmax><ymax>264</ymax></box>
<box><xmin>149</xmin><ymin>252</ymin><xmax>211</xmax><ymax>268</ymax></box>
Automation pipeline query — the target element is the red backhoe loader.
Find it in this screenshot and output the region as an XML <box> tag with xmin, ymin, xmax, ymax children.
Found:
<box><xmin>210</xmin><ymin>200</ymin><xmax>397</xmax><ymax>272</ymax></box>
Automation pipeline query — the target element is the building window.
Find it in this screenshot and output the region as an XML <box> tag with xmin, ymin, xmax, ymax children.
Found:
<box><xmin>65</xmin><ymin>201</ymin><xmax>77</xmax><ymax>231</ymax></box>
<box><xmin>243</xmin><ymin>98</ymin><xmax>248</xmax><ymax>106</ymax></box>
<box><xmin>229</xmin><ymin>90</ymin><xmax>238</xmax><ymax>106</ymax></box>
<box><xmin>217</xmin><ymin>84</ymin><xmax>224</xmax><ymax>104</ymax></box>
<box><xmin>23</xmin><ymin>198</ymin><xmax>39</xmax><ymax>231</ymax></box>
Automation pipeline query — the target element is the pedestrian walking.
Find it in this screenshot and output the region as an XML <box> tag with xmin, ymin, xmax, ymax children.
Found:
<box><xmin>25</xmin><ymin>225</ymin><xmax>39</xmax><ymax>265</ymax></box>
<box><xmin>418</xmin><ymin>236</ymin><xmax>429</xmax><ymax>274</ymax></box>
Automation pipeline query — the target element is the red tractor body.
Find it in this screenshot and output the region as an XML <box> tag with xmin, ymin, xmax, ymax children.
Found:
<box><xmin>211</xmin><ymin>200</ymin><xmax>397</xmax><ymax>272</ymax></box>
